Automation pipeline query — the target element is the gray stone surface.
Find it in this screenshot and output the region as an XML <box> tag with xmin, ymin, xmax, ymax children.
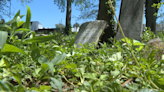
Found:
<box><xmin>74</xmin><ymin>20</ymin><xmax>108</xmax><ymax>48</ymax></box>
<box><xmin>116</xmin><ymin>0</ymin><xmax>145</xmax><ymax>41</ymax></box>
<box><xmin>143</xmin><ymin>23</ymin><xmax>164</xmax><ymax>32</ymax></box>
<box><xmin>156</xmin><ymin>23</ymin><xmax>164</xmax><ymax>31</ymax></box>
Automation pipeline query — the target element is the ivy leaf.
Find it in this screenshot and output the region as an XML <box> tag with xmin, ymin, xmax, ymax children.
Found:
<box><xmin>38</xmin><ymin>63</ymin><xmax>49</xmax><ymax>79</ymax></box>
<box><xmin>25</xmin><ymin>5</ymin><xmax>31</xmax><ymax>29</ymax></box>
<box><xmin>0</xmin><ymin>31</ymin><xmax>8</xmax><ymax>50</ymax></box>
<box><xmin>38</xmin><ymin>85</ymin><xmax>51</xmax><ymax>91</ymax></box>
<box><xmin>31</xmin><ymin>48</ymin><xmax>41</xmax><ymax>61</ymax></box>
<box><xmin>111</xmin><ymin>70</ymin><xmax>120</xmax><ymax>77</ymax></box>
<box><xmin>65</xmin><ymin>63</ymin><xmax>77</xmax><ymax>69</ymax></box>
<box><xmin>38</xmin><ymin>55</ymin><xmax>49</xmax><ymax>64</ymax></box>
<box><xmin>84</xmin><ymin>73</ymin><xmax>98</xmax><ymax>80</ymax></box>
<box><xmin>51</xmin><ymin>53</ymin><xmax>66</xmax><ymax>65</ymax></box>
<box><xmin>11</xmin><ymin>72</ymin><xmax>21</xmax><ymax>85</ymax></box>
<box><xmin>0</xmin><ymin>24</ymin><xmax>11</xmax><ymax>30</ymax></box>
<box><xmin>17</xmin><ymin>85</ymin><xmax>25</xmax><ymax>92</ymax></box>
<box><xmin>100</xmin><ymin>75</ymin><xmax>108</xmax><ymax>80</ymax></box>
<box><xmin>153</xmin><ymin>77</ymin><xmax>164</xmax><ymax>90</ymax></box>
<box><xmin>46</xmin><ymin>62</ymin><xmax>54</xmax><ymax>76</ymax></box>
<box><xmin>50</xmin><ymin>77</ymin><xmax>64</xmax><ymax>92</ymax></box>
<box><xmin>99</xmin><ymin>82</ymin><xmax>123</xmax><ymax>92</ymax></box>
<box><xmin>24</xmin><ymin>35</ymin><xmax>57</xmax><ymax>43</ymax></box>
<box><xmin>2</xmin><ymin>44</ymin><xmax>27</xmax><ymax>55</ymax></box>
<box><xmin>0</xmin><ymin>81</ymin><xmax>15</xmax><ymax>92</ymax></box>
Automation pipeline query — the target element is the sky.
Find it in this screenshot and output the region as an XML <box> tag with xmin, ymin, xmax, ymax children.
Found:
<box><xmin>3</xmin><ymin>0</ymin><xmax>164</xmax><ymax>28</ymax></box>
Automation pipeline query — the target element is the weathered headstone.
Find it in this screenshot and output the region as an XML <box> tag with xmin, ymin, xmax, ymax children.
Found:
<box><xmin>156</xmin><ymin>23</ymin><xmax>164</xmax><ymax>31</ymax></box>
<box><xmin>115</xmin><ymin>0</ymin><xmax>145</xmax><ymax>41</ymax></box>
<box><xmin>74</xmin><ymin>20</ymin><xmax>108</xmax><ymax>48</ymax></box>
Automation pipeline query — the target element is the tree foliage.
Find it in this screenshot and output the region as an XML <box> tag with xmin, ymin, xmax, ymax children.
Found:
<box><xmin>73</xmin><ymin>22</ymin><xmax>80</xmax><ymax>27</ymax></box>
<box><xmin>53</xmin><ymin>0</ymin><xmax>93</xmax><ymax>12</ymax></box>
<box><xmin>77</xmin><ymin>1</ymin><xmax>98</xmax><ymax>20</ymax></box>
<box><xmin>0</xmin><ymin>0</ymin><xmax>33</xmax><ymax>19</ymax></box>
<box><xmin>0</xmin><ymin>0</ymin><xmax>11</xmax><ymax>19</ymax></box>
<box><xmin>54</xmin><ymin>0</ymin><xmax>96</xmax><ymax>35</ymax></box>
<box><xmin>76</xmin><ymin>0</ymin><xmax>121</xmax><ymax>20</ymax></box>
<box><xmin>55</xmin><ymin>23</ymin><xmax>65</xmax><ymax>28</ymax></box>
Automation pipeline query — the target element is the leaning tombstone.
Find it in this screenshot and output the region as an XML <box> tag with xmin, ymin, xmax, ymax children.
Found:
<box><xmin>115</xmin><ymin>0</ymin><xmax>145</xmax><ymax>41</ymax></box>
<box><xmin>73</xmin><ymin>20</ymin><xmax>108</xmax><ymax>48</ymax></box>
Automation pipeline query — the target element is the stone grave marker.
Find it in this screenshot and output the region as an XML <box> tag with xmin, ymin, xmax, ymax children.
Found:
<box><xmin>74</xmin><ymin>20</ymin><xmax>108</xmax><ymax>48</ymax></box>
<box><xmin>115</xmin><ymin>0</ymin><xmax>145</xmax><ymax>41</ymax></box>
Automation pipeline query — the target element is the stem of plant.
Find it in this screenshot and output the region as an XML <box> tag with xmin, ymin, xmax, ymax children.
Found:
<box><xmin>150</xmin><ymin>79</ymin><xmax>159</xmax><ymax>89</ymax></box>
<box><xmin>62</xmin><ymin>75</ymin><xmax>75</xmax><ymax>87</ymax></box>
<box><xmin>108</xmin><ymin>0</ymin><xmax>139</xmax><ymax>66</ymax></box>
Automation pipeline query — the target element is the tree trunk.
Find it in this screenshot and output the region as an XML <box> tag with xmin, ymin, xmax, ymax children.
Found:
<box><xmin>65</xmin><ymin>0</ymin><xmax>72</xmax><ymax>35</ymax></box>
<box><xmin>97</xmin><ymin>0</ymin><xmax>115</xmax><ymax>43</ymax></box>
<box><xmin>145</xmin><ymin>0</ymin><xmax>161</xmax><ymax>33</ymax></box>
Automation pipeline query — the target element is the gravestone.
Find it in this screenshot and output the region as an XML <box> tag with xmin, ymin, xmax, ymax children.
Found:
<box><xmin>74</xmin><ymin>20</ymin><xmax>108</xmax><ymax>48</ymax></box>
<box><xmin>156</xmin><ymin>23</ymin><xmax>164</xmax><ymax>31</ymax></box>
<box><xmin>115</xmin><ymin>0</ymin><xmax>145</xmax><ymax>41</ymax></box>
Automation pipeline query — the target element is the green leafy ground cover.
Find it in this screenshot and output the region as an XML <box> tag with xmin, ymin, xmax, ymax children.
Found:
<box><xmin>1</xmin><ymin>6</ymin><xmax>164</xmax><ymax>92</ymax></box>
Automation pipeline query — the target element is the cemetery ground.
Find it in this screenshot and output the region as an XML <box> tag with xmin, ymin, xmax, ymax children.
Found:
<box><xmin>1</xmin><ymin>6</ymin><xmax>164</xmax><ymax>92</ymax></box>
<box><xmin>1</xmin><ymin>29</ymin><xmax>164</xmax><ymax>92</ymax></box>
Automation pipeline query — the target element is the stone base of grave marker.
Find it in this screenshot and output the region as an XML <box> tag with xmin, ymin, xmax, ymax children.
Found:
<box><xmin>73</xmin><ymin>20</ymin><xmax>108</xmax><ymax>48</ymax></box>
<box><xmin>115</xmin><ymin>0</ymin><xmax>145</xmax><ymax>41</ymax></box>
